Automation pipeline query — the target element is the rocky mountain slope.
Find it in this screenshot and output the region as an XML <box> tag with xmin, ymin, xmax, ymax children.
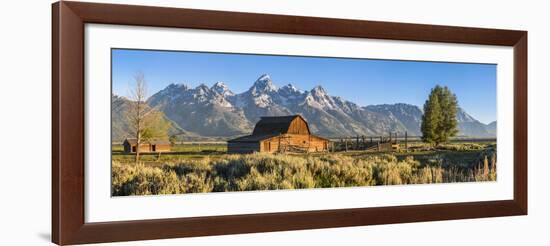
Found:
<box><xmin>111</xmin><ymin>95</ymin><xmax>191</xmax><ymax>141</ymax></box>
<box><xmin>113</xmin><ymin>74</ymin><xmax>496</xmax><ymax>140</ymax></box>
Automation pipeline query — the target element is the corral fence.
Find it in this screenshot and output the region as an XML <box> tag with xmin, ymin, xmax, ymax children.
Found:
<box><xmin>329</xmin><ymin>131</ymin><xmax>496</xmax><ymax>152</ymax></box>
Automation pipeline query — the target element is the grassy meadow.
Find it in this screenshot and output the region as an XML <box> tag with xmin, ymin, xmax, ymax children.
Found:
<box><xmin>111</xmin><ymin>142</ymin><xmax>496</xmax><ymax>196</ymax></box>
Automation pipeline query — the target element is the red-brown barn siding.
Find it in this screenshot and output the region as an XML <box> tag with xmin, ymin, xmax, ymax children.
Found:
<box><xmin>258</xmin><ymin>134</ymin><xmax>329</xmax><ymax>153</ymax></box>
<box><xmin>122</xmin><ymin>139</ymin><xmax>171</xmax><ymax>153</ymax></box>
<box><xmin>227</xmin><ymin>115</ymin><xmax>329</xmax><ymax>154</ymax></box>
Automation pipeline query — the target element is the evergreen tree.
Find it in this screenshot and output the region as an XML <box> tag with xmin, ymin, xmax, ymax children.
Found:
<box><xmin>421</xmin><ymin>89</ymin><xmax>442</xmax><ymax>145</ymax></box>
<box><xmin>438</xmin><ymin>86</ymin><xmax>459</xmax><ymax>143</ymax></box>
<box><xmin>421</xmin><ymin>85</ymin><xmax>459</xmax><ymax>146</ymax></box>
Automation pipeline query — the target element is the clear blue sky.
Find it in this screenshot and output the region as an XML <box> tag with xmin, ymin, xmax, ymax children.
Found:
<box><xmin>112</xmin><ymin>49</ymin><xmax>497</xmax><ymax>124</ymax></box>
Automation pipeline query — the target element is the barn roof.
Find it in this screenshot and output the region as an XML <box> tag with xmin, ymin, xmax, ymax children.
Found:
<box><xmin>252</xmin><ymin>115</ymin><xmax>310</xmax><ymax>135</ymax></box>
<box><xmin>227</xmin><ymin>115</ymin><xmax>333</xmax><ymax>143</ymax></box>
<box><xmin>124</xmin><ymin>138</ymin><xmax>171</xmax><ymax>145</ymax></box>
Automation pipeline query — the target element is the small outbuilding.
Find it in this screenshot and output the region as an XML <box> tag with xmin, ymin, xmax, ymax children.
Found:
<box><xmin>227</xmin><ymin>115</ymin><xmax>330</xmax><ymax>154</ymax></box>
<box><xmin>122</xmin><ymin>138</ymin><xmax>171</xmax><ymax>154</ymax></box>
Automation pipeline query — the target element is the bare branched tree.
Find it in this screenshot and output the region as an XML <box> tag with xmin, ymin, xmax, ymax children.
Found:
<box><xmin>127</xmin><ymin>72</ymin><xmax>149</xmax><ymax>164</ymax></box>
<box><xmin>126</xmin><ymin>72</ymin><xmax>171</xmax><ymax>163</ymax></box>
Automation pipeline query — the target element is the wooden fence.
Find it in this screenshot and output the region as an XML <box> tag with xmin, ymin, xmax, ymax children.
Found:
<box><xmin>330</xmin><ymin>132</ymin><xmax>401</xmax><ymax>152</ymax></box>
<box><xmin>328</xmin><ymin>131</ymin><xmax>496</xmax><ymax>152</ymax></box>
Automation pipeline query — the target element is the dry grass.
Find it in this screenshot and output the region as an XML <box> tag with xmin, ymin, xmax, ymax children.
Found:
<box><xmin>112</xmin><ymin>150</ymin><xmax>496</xmax><ymax>196</ymax></box>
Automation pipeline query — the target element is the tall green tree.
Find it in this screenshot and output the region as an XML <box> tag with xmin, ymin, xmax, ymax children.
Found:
<box><xmin>421</xmin><ymin>91</ymin><xmax>442</xmax><ymax>145</ymax></box>
<box><xmin>421</xmin><ymin>85</ymin><xmax>459</xmax><ymax>146</ymax></box>
<box><xmin>438</xmin><ymin>86</ymin><xmax>459</xmax><ymax>142</ymax></box>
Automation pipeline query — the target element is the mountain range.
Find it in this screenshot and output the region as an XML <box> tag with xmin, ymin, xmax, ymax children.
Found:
<box><xmin>112</xmin><ymin>74</ymin><xmax>496</xmax><ymax>141</ymax></box>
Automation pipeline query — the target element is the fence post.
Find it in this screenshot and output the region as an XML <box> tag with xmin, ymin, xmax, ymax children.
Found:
<box><xmin>405</xmin><ymin>131</ymin><xmax>408</xmax><ymax>151</ymax></box>
<box><xmin>345</xmin><ymin>137</ymin><xmax>348</xmax><ymax>152</ymax></box>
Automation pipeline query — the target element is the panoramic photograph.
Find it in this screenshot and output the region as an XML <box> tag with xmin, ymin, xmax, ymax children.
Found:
<box><xmin>111</xmin><ymin>48</ymin><xmax>497</xmax><ymax>196</ymax></box>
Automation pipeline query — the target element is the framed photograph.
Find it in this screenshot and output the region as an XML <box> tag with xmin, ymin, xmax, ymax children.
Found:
<box><xmin>52</xmin><ymin>1</ymin><xmax>527</xmax><ymax>245</ymax></box>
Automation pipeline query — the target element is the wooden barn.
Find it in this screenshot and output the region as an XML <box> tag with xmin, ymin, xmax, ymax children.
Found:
<box><xmin>227</xmin><ymin>115</ymin><xmax>330</xmax><ymax>154</ymax></box>
<box><xmin>122</xmin><ymin>138</ymin><xmax>171</xmax><ymax>154</ymax></box>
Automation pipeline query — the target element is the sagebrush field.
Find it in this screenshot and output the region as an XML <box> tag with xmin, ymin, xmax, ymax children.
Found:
<box><xmin>111</xmin><ymin>142</ymin><xmax>496</xmax><ymax>196</ymax></box>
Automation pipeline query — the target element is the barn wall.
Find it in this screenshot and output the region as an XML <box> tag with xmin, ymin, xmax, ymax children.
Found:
<box><xmin>124</xmin><ymin>143</ymin><xmax>172</xmax><ymax>153</ymax></box>
<box><xmin>137</xmin><ymin>144</ymin><xmax>152</xmax><ymax>153</ymax></box>
<box><xmin>261</xmin><ymin>134</ymin><xmax>328</xmax><ymax>153</ymax></box>
<box><xmin>228</xmin><ymin>142</ymin><xmax>260</xmax><ymax>154</ymax></box>
<box><xmin>154</xmin><ymin>144</ymin><xmax>171</xmax><ymax>152</ymax></box>
<box><xmin>287</xmin><ymin>117</ymin><xmax>310</xmax><ymax>135</ymax></box>
<box><xmin>308</xmin><ymin>135</ymin><xmax>329</xmax><ymax>152</ymax></box>
<box><xmin>260</xmin><ymin>138</ymin><xmax>280</xmax><ymax>153</ymax></box>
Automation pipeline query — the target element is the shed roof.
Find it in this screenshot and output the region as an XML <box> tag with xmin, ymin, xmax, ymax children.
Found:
<box><xmin>124</xmin><ymin>138</ymin><xmax>171</xmax><ymax>145</ymax></box>
<box><xmin>252</xmin><ymin>115</ymin><xmax>310</xmax><ymax>135</ymax></box>
<box><xmin>227</xmin><ymin>133</ymin><xmax>279</xmax><ymax>143</ymax></box>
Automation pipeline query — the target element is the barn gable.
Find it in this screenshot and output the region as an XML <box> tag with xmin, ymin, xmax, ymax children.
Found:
<box><xmin>252</xmin><ymin>115</ymin><xmax>310</xmax><ymax>135</ymax></box>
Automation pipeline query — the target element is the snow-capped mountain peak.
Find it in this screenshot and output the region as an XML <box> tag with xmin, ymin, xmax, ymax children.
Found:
<box><xmin>281</xmin><ymin>83</ymin><xmax>299</xmax><ymax>92</ymax></box>
<box><xmin>311</xmin><ymin>85</ymin><xmax>327</xmax><ymax>96</ymax></box>
<box><xmin>279</xmin><ymin>83</ymin><xmax>302</xmax><ymax>96</ymax></box>
<box><xmin>249</xmin><ymin>74</ymin><xmax>277</xmax><ymax>95</ymax></box>
<box><xmin>166</xmin><ymin>83</ymin><xmax>189</xmax><ymax>91</ymax></box>
<box><xmin>303</xmin><ymin>85</ymin><xmax>339</xmax><ymax>110</ymax></box>
<box><xmin>150</xmin><ymin>83</ymin><xmax>190</xmax><ymax>102</ymax></box>
<box><xmin>257</xmin><ymin>73</ymin><xmax>271</xmax><ymax>82</ymax></box>
<box><xmin>212</xmin><ymin>81</ymin><xmax>227</xmax><ymax>90</ymax></box>
<box><xmin>211</xmin><ymin>81</ymin><xmax>234</xmax><ymax>96</ymax></box>
<box><xmin>195</xmin><ymin>83</ymin><xmax>211</xmax><ymax>95</ymax></box>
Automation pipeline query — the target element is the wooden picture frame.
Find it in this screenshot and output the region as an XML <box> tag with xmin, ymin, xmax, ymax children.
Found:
<box><xmin>52</xmin><ymin>1</ymin><xmax>527</xmax><ymax>245</ymax></box>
